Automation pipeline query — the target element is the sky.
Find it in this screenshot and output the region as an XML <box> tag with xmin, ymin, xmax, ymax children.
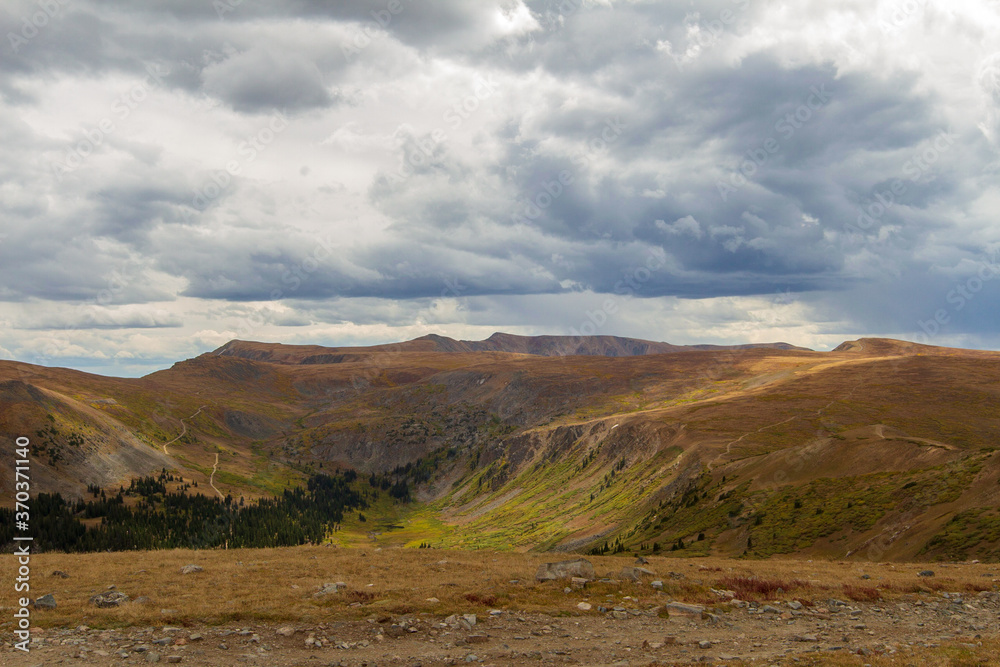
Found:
<box><xmin>1</xmin><ymin>0</ymin><xmax>998</xmax><ymax>377</ymax></box>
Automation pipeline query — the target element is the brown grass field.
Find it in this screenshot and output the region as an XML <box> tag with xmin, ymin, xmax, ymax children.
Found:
<box><xmin>3</xmin><ymin>546</ymin><xmax>999</xmax><ymax>666</ymax></box>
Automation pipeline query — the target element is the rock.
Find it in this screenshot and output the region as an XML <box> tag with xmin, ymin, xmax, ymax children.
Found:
<box><xmin>386</xmin><ymin>624</ymin><xmax>405</xmax><ymax>638</ymax></box>
<box><xmin>651</xmin><ymin>580</ymin><xmax>664</xmax><ymax>590</ymax></box>
<box><xmin>188</xmin><ymin>633</ymin><xmax>203</xmax><ymax>641</ymax></box>
<box><xmin>918</xmin><ymin>570</ymin><xmax>934</xmax><ymax>577</ymax></box>
<box><xmin>461</xmin><ymin>614</ymin><xmax>477</xmax><ymax>628</ymax></box>
<box><xmin>635</xmin><ymin>556</ymin><xmax>649</xmax><ymax>565</ymax></box>
<box><xmin>180</xmin><ymin>565</ymin><xmax>203</xmax><ymax>575</ymax></box>
<box><xmin>166</xmin><ymin>658</ymin><xmax>182</xmax><ymax>664</ymax></box>
<box><xmin>426</xmin><ymin>597</ymin><xmax>440</xmax><ymax>603</ymax></box>
<box><xmin>276</xmin><ymin>626</ymin><xmax>296</xmax><ymax>637</ymax></box>
<box><xmin>51</xmin><ymin>570</ymin><xmax>70</xmax><ymax>578</ymax></box>
<box><xmin>577</xmin><ymin>602</ymin><xmax>592</xmax><ymax>611</ymax></box>
<box><xmin>467</xmin><ymin>634</ymin><xmax>489</xmax><ymax>644</ymax></box>
<box><xmin>611</xmin><ymin>610</ymin><xmax>629</xmax><ymax>620</ymax></box>
<box><xmin>33</xmin><ymin>594</ymin><xmax>56</xmax><ymax>610</ymax></box>
<box><xmin>571</xmin><ymin>576</ymin><xmax>589</xmax><ymax>590</ymax></box>
<box><xmin>89</xmin><ymin>591</ymin><xmax>130</xmax><ymax>608</ymax></box>
<box><xmin>761</xmin><ymin>605</ymin><xmax>781</xmax><ymax>614</ymax></box>
<box><xmin>793</xmin><ymin>634</ymin><xmax>819</xmax><ymax>642</ymax></box>
<box><xmin>788</xmin><ymin>600</ymin><xmax>803</xmax><ymax>610</ymax></box>
<box><xmin>535</xmin><ymin>558</ymin><xmax>596</xmax><ymax>582</ymax></box>
<box><xmin>663</xmin><ymin>602</ymin><xmax>705</xmax><ymax>619</ymax></box>
<box><xmin>698</xmin><ymin>640</ymin><xmax>712</xmax><ymax>649</ymax></box>
<box><xmin>146</xmin><ymin>652</ymin><xmax>161</xmax><ymax>663</ymax></box>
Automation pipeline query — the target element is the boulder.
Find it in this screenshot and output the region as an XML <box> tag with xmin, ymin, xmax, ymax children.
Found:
<box><xmin>534</xmin><ymin>558</ymin><xmax>596</xmax><ymax>582</ymax></box>
<box><xmin>33</xmin><ymin>594</ymin><xmax>56</xmax><ymax>610</ymax></box>
<box><xmin>89</xmin><ymin>591</ymin><xmax>130</xmax><ymax>608</ymax></box>
<box><xmin>663</xmin><ymin>602</ymin><xmax>704</xmax><ymax>619</ymax></box>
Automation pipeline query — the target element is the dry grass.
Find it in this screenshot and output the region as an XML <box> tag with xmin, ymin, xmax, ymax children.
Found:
<box><xmin>2</xmin><ymin>547</ymin><xmax>997</xmax><ymax>630</ymax></box>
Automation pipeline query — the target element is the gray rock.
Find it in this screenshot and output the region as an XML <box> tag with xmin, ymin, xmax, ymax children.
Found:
<box><xmin>51</xmin><ymin>570</ymin><xmax>70</xmax><ymax>579</ymax></box>
<box><xmin>651</xmin><ymin>580</ymin><xmax>664</xmax><ymax>590</ymax></box>
<box><xmin>788</xmin><ymin>600</ymin><xmax>803</xmax><ymax>610</ymax></box>
<box><xmin>761</xmin><ymin>605</ymin><xmax>781</xmax><ymax>614</ymax></box>
<box><xmin>664</xmin><ymin>602</ymin><xmax>705</xmax><ymax>618</ymax></box>
<box><xmin>33</xmin><ymin>594</ymin><xmax>56</xmax><ymax>610</ymax></box>
<box><xmin>276</xmin><ymin>626</ymin><xmax>296</xmax><ymax>637</ymax></box>
<box><xmin>89</xmin><ymin>591</ymin><xmax>130</xmax><ymax>608</ymax></box>
<box><xmin>535</xmin><ymin>558</ymin><xmax>596</xmax><ymax>582</ymax></box>
<box><xmin>698</xmin><ymin>640</ymin><xmax>712</xmax><ymax>649</ymax></box>
<box><xmin>146</xmin><ymin>652</ymin><xmax>161</xmax><ymax>663</ymax></box>
<box><xmin>179</xmin><ymin>565</ymin><xmax>203</xmax><ymax>575</ymax></box>
<box><xmin>918</xmin><ymin>570</ymin><xmax>934</xmax><ymax>577</ymax></box>
<box><xmin>793</xmin><ymin>634</ymin><xmax>819</xmax><ymax>642</ymax></box>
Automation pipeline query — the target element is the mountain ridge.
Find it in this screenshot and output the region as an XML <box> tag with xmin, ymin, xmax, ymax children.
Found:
<box><xmin>3</xmin><ymin>335</ymin><xmax>1000</xmax><ymax>561</ymax></box>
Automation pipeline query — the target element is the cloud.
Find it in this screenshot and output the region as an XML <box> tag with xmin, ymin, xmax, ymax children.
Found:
<box><xmin>0</xmin><ymin>0</ymin><xmax>998</xmax><ymax>376</ymax></box>
<box><xmin>201</xmin><ymin>47</ymin><xmax>335</xmax><ymax>112</ymax></box>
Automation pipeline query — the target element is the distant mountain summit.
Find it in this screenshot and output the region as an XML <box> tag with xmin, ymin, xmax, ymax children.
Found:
<box><xmin>213</xmin><ymin>332</ymin><xmax>809</xmax><ymax>363</ymax></box>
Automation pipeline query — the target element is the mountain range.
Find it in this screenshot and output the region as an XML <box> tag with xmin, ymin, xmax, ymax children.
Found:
<box><xmin>2</xmin><ymin>333</ymin><xmax>998</xmax><ymax>562</ymax></box>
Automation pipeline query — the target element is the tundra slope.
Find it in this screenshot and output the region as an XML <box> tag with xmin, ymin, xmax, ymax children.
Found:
<box><xmin>1</xmin><ymin>334</ymin><xmax>999</xmax><ymax>561</ymax></box>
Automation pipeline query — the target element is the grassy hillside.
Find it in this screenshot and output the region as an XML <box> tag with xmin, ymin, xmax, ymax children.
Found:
<box><xmin>2</xmin><ymin>335</ymin><xmax>1000</xmax><ymax>561</ymax></box>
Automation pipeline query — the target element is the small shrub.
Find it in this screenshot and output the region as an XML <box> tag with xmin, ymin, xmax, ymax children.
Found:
<box><xmin>842</xmin><ymin>584</ymin><xmax>881</xmax><ymax>603</ymax></box>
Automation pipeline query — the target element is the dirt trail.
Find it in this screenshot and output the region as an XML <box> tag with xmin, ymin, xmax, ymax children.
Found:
<box><xmin>161</xmin><ymin>405</ymin><xmax>209</xmax><ymax>455</ymax></box>
<box><xmin>209</xmin><ymin>452</ymin><xmax>224</xmax><ymax>499</ymax></box>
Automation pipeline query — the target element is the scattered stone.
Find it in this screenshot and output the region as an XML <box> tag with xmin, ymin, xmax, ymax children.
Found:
<box><xmin>635</xmin><ymin>556</ymin><xmax>649</xmax><ymax>565</ymax></box>
<box><xmin>467</xmin><ymin>634</ymin><xmax>489</xmax><ymax>644</ymax></box>
<box><xmin>180</xmin><ymin>564</ymin><xmax>203</xmax><ymax>575</ymax></box>
<box><xmin>89</xmin><ymin>591</ymin><xmax>130</xmax><ymax>608</ymax></box>
<box><xmin>535</xmin><ymin>558</ymin><xmax>596</xmax><ymax>582</ymax></box>
<box><xmin>698</xmin><ymin>640</ymin><xmax>712</xmax><ymax>649</ymax></box>
<box><xmin>314</xmin><ymin>582</ymin><xmax>345</xmax><ymax>597</ymax></box>
<box><xmin>577</xmin><ymin>602</ymin><xmax>592</xmax><ymax>611</ymax></box>
<box><xmin>146</xmin><ymin>652</ymin><xmax>161</xmax><ymax>663</ymax></box>
<box><xmin>664</xmin><ymin>602</ymin><xmax>705</xmax><ymax>619</ymax></box>
<box><xmin>276</xmin><ymin>626</ymin><xmax>296</xmax><ymax>637</ymax></box>
<box><xmin>571</xmin><ymin>576</ymin><xmax>589</xmax><ymax>589</ymax></box>
<box><xmin>793</xmin><ymin>634</ymin><xmax>819</xmax><ymax>642</ymax></box>
<box><xmin>761</xmin><ymin>605</ymin><xmax>781</xmax><ymax>614</ymax></box>
<box><xmin>918</xmin><ymin>570</ymin><xmax>935</xmax><ymax>577</ymax></box>
<box><xmin>788</xmin><ymin>600</ymin><xmax>803</xmax><ymax>610</ymax></box>
<box><xmin>188</xmin><ymin>633</ymin><xmax>203</xmax><ymax>642</ymax></box>
<box><xmin>33</xmin><ymin>594</ymin><xmax>56</xmax><ymax>610</ymax></box>
<box><xmin>651</xmin><ymin>580</ymin><xmax>664</xmax><ymax>590</ymax></box>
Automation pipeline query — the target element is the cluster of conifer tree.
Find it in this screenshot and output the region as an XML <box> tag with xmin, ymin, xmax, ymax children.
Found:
<box><xmin>0</xmin><ymin>470</ymin><xmax>368</xmax><ymax>552</ymax></box>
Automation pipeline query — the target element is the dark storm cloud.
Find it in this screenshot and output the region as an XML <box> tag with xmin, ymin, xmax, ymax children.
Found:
<box><xmin>1</xmin><ymin>0</ymin><xmax>998</xmax><ymax>365</ymax></box>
